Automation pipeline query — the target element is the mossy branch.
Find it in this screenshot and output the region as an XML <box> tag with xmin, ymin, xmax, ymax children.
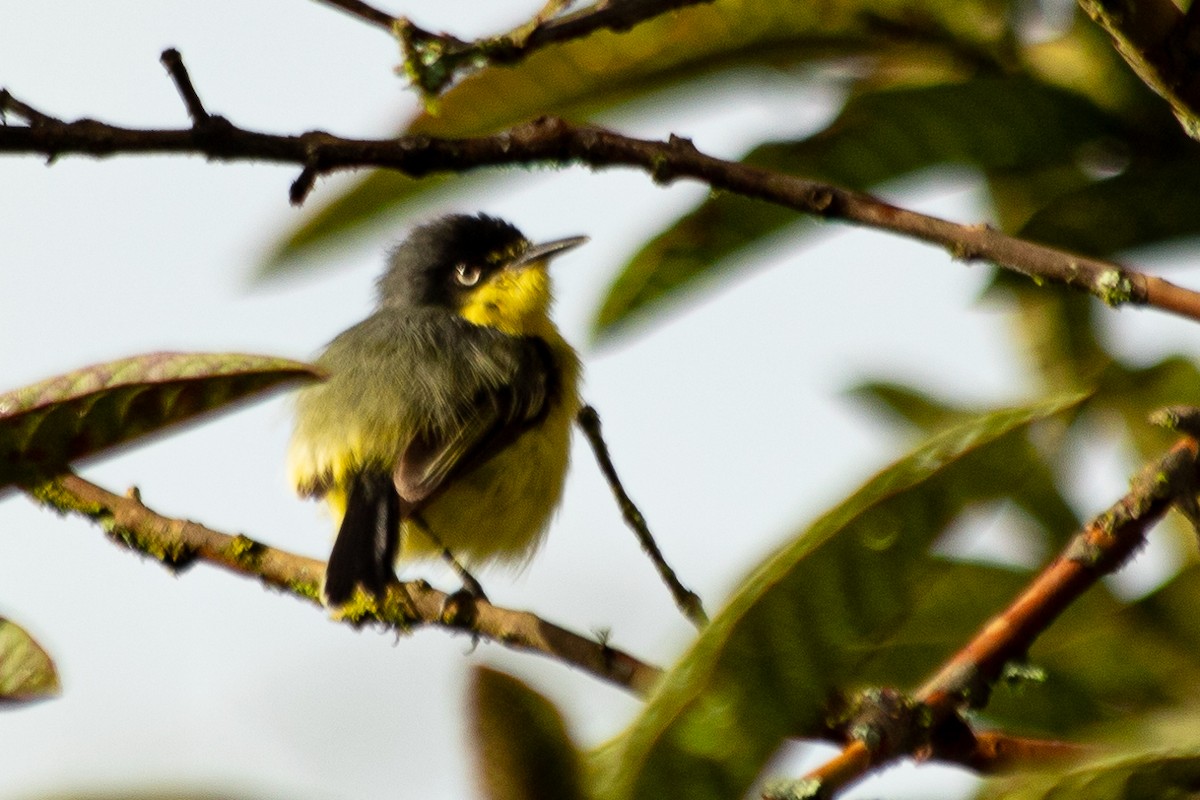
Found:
<box><xmin>28</xmin><ymin>472</ymin><xmax>664</xmax><ymax>696</ymax></box>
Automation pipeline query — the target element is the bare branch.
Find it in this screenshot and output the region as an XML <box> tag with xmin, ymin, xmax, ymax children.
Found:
<box><xmin>310</xmin><ymin>0</ymin><xmax>396</xmax><ymax>32</ymax></box>
<box><xmin>160</xmin><ymin>48</ymin><xmax>210</xmax><ymax>124</ymax></box>
<box><xmin>577</xmin><ymin>405</ymin><xmax>707</xmax><ymax>628</ymax></box>
<box><xmin>3</xmin><ymin>90</ymin><xmax>1200</xmax><ymax>327</ymax></box>
<box><xmin>29</xmin><ymin>472</ymin><xmax>663</xmax><ymax>696</ymax></box>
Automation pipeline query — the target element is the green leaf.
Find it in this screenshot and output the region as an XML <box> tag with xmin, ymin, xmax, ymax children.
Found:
<box><xmin>848</xmin><ymin>380</ymin><xmax>967</xmax><ymax>431</ymax></box>
<box><xmin>0</xmin><ymin>618</ymin><xmax>59</xmax><ymax>704</ymax></box>
<box><xmin>406</xmin><ymin>0</ymin><xmax>1014</xmax><ymax>139</ymax></box>
<box><xmin>1021</xmin><ymin>160</ymin><xmax>1200</xmax><ymax>258</ymax></box>
<box><xmin>470</xmin><ymin>667</ymin><xmax>585</xmax><ymax>800</ymax></box>
<box><xmin>589</xmin><ymin>393</ymin><xmax>1085</xmax><ymax>800</ymax></box>
<box><xmin>593</xmin><ymin>76</ymin><xmax>1120</xmax><ymax>340</ymax></box>
<box><xmin>1130</xmin><ymin>563</ymin><xmax>1200</xmax><ymax>653</ymax></box>
<box><xmin>981</xmin><ymin>749</ymin><xmax>1200</xmax><ymax>800</ymax></box>
<box><xmin>850</xmin><ymin>381</ymin><xmax>1082</xmax><ymax>542</ymax></box>
<box><xmin>0</xmin><ymin>352</ymin><xmax>322</xmax><ymax>489</ymax></box>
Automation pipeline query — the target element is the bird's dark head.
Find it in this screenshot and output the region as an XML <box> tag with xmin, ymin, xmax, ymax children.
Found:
<box><xmin>378</xmin><ymin>213</ymin><xmax>586</xmax><ymax>336</ymax></box>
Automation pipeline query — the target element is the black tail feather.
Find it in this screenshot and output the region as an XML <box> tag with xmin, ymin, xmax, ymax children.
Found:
<box><xmin>323</xmin><ymin>471</ymin><xmax>400</xmax><ymax>607</ymax></box>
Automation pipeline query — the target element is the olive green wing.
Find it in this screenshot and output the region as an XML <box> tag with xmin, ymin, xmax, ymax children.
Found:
<box><xmin>393</xmin><ymin>316</ymin><xmax>558</xmax><ymax>508</ymax></box>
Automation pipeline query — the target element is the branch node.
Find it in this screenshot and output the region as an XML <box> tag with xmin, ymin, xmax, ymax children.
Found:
<box><xmin>1094</xmin><ymin>267</ymin><xmax>1137</xmax><ymax>307</ymax></box>
<box><xmin>1150</xmin><ymin>404</ymin><xmax>1200</xmax><ymax>438</ymax></box>
<box><xmin>0</xmin><ymin>89</ymin><xmax>59</xmax><ymax>127</ymax></box>
<box><xmin>160</xmin><ymin>48</ymin><xmax>211</xmax><ymax>125</ymax></box>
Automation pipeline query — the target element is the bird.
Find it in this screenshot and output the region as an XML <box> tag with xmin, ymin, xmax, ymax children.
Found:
<box><xmin>287</xmin><ymin>213</ymin><xmax>586</xmax><ymax>609</ymax></box>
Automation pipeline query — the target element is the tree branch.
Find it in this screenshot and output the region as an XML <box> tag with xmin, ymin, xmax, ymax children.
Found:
<box><xmin>395</xmin><ymin>0</ymin><xmax>716</xmax><ymax>97</ymax></box>
<box><xmin>4</xmin><ymin>76</ymin><xmax>1200</xmax><ymax>327</ymax></box>
<box><xmin>777</xmin><ymin>426</ymin><xmax>1200</xmax><ymax>799</ymax></box>
<box><xmin>29</xmin><ymin>472</ymin><xmax>663</xmax><ymax>696</ymax></box>
<box><xmin>309</xmin><ymin>0</ymin><xmax>396</xmax><ymax>32</ymax></box>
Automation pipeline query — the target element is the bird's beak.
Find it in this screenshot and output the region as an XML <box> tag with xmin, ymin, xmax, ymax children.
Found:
<box><xmin>510</xmin><ymin>235</ymin><xmax>589</xmax><ymax>269</ymax></box>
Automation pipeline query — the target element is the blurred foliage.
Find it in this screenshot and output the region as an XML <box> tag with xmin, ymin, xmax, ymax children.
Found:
<box><xmin>587</xmin><ymin>396</ymin><xmax>1083</xmax><ymax>799</ymax></box>
<box><xmin>464</xmin><ymin>393</ymin><xmax>1200</xmax><ymax>797</ymax></box>
<box><xmin>0</xmin><ymin>353</ymin><xmax>321</xmax><ymax>492</ymax></box>
<box><xmin>0</xmin><ymin>617</ymin><xmax>59</xmax><ymax>704</ymax></box>
<box><xmin>982</xmin><ymin>750</ymin><xmax>1200</xmax><ymax>800</ymax></box>
<box><xmin>469</xmin><ymin>667</ymin><xmax>586</xmax><ymax>800</ymax></box>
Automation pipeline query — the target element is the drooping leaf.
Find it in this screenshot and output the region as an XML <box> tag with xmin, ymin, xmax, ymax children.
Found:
<box><xmin>1021</xmin><ymin>160</ymin><xmax>1200</xmax><ymax>259</ymax></box>
<box><xmin>592</xmin><ymin>76</ymin><xmax>1121</xmax><ymax>340</ymax></box>
<box><xmin>0</xmin><ymin>352</ymin><xmax>322</xmax><ymax>489</ymax></box>
<box><xmin>0</xmin><ymin>618</ymin><xmax>59</xmax><ymax>704</ymax></box>
<box><xmin>401</xmin><ymin>0</ymin><xmax>1021</xmax><ymax>140</ymax></box>
<box><xmin>848</xmin><ymin>380</ymin><xmax>967</xmax><ymax>431</ymax></box>
<box><xmin>470</xmin><ymin>667</ymin><xmax>585</xmax><ymax>800</ymax></box>
<box><xmin>589</xmin><ymin>394</ymin><xmax>1085</xmax><ymax>800</ymax></box>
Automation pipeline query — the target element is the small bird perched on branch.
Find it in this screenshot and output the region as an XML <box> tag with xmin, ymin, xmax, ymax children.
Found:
<box><xmin>288</xmin><ymin>213</ymin><xmax>586</xmax><ymax>609</ymax></box>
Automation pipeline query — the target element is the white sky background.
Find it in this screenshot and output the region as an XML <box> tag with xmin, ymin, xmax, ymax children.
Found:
<box><xmin>3</xmin><ymin>3</ymin><xmax>1199</xmax><ymax>799</ymax></box>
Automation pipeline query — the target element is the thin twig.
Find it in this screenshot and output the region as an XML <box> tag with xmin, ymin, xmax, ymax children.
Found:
<box><xmin>786</xmin><ymin>430</ymin><xmax>1200</xmax><ymax>799</ymax></box>
<box><xmin>3</xmin><ymin>84</ymin><xmax>1199</xmax><ymax>326</ymax></box>
<box><xmin>309</xmin><ymin>0</ymin><xmax>396</xmax><ymax>31</ymax></box>
<box><xmin>577</xmin><ymin>405</ymin><xmax>707</xmax><ymax>628</ymax></box>
<box><xmin>29</xmin><ymin>472</ymin><xmax>663</xmax><ymax>696</ymax></box>
<box><xmin>0</xmin><ymin>89</ymin><xmax>57</xmax><ymax>126</ymax></box>
<box><xmin>160</xmin><ymin>48</ymin><xmax>210</xmax><ymax>124</ymax></box>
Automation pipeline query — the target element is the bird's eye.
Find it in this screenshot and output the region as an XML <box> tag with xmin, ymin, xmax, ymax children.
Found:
<box><xmin>455</xmin><ymin>263</ymin><xmax>482</xmax><ymax>287</ymax></box>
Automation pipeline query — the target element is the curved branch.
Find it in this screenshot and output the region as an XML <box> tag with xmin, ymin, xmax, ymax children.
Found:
<box><xmin>4</xmin><ymin>74</ymin><xmax>1200</xmax><ymax>324</ymax></box>
<box><xmin>29</xmin><ymin>473</ymin><xmax>663</xmax><ymax>696</ymax></box>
